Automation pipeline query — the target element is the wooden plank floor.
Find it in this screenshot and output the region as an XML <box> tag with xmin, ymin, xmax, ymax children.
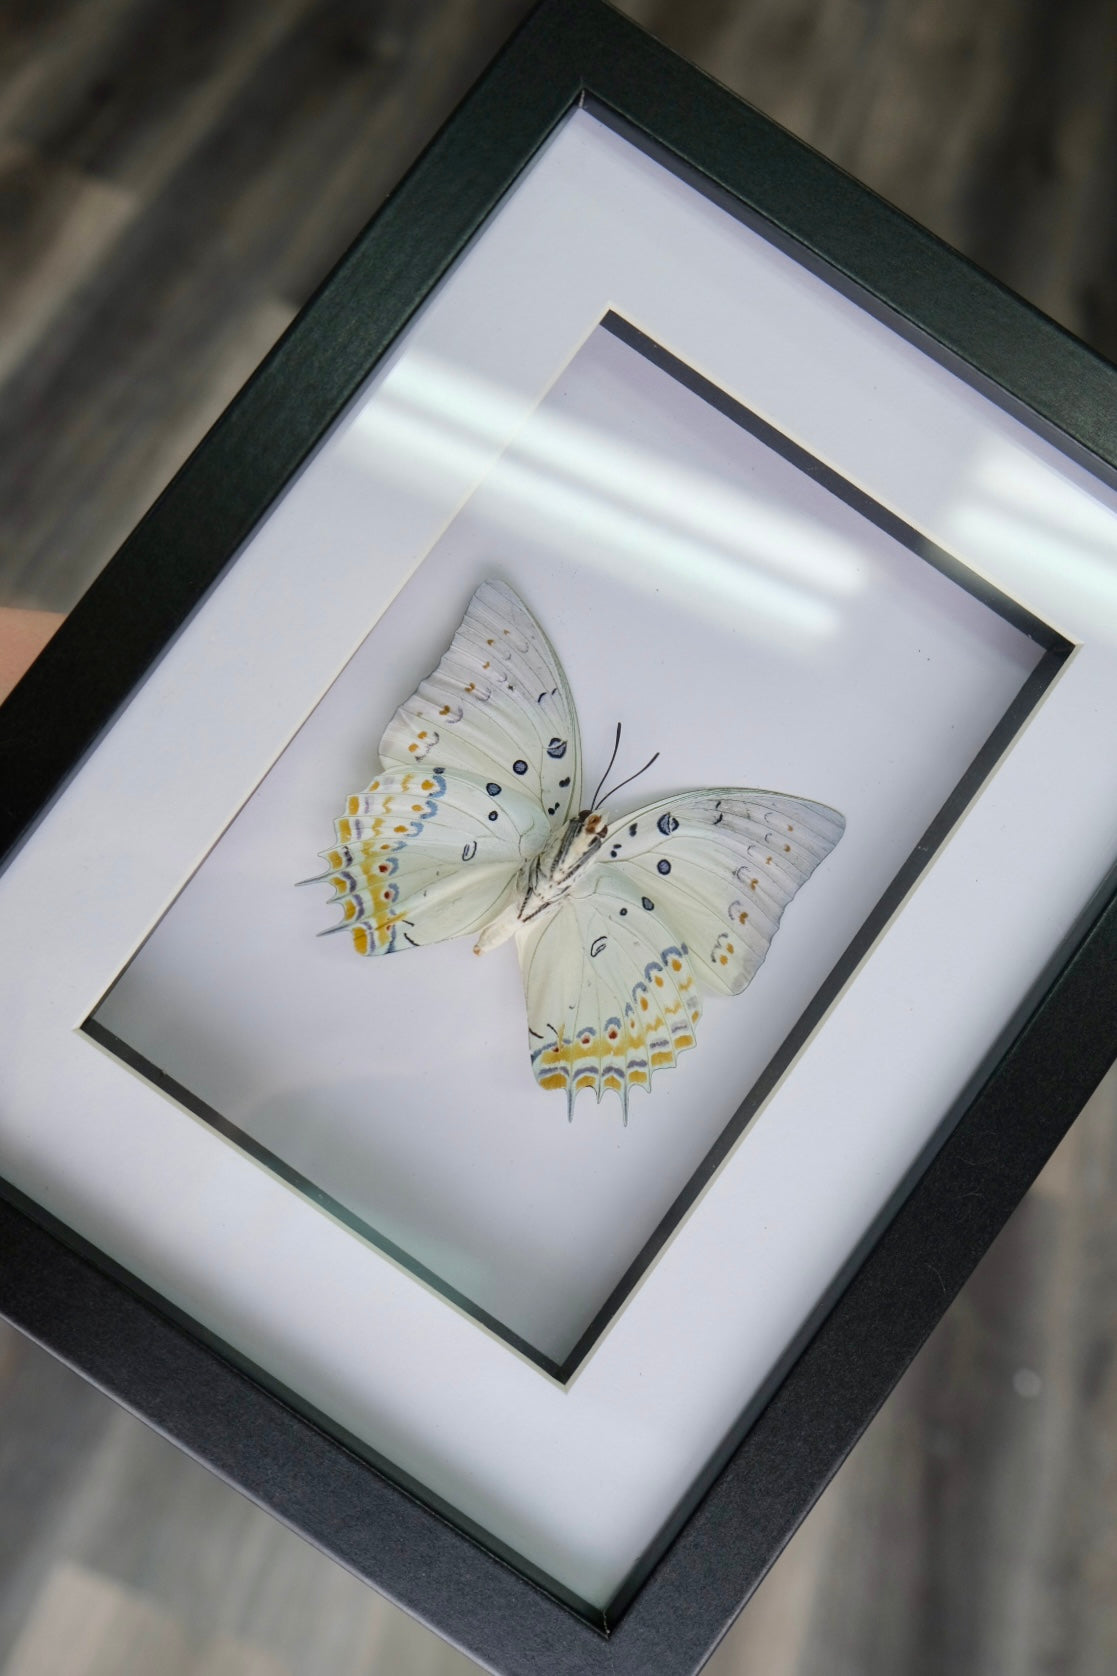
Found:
<box><xmin>1</xmin><ymin>2</ymin><xmax>1116</xmax><ymax>1672</ymax></box>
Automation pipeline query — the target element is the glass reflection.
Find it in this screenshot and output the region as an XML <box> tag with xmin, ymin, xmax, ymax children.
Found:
<box><xmin>949</xmin><ymin>445</ymin><xmax>1117</xmax><ymax>633</ymax></box>
<box><xmin>343</xmin><ymin>352</ymin><xmax>871</xmax><ymax>645</ymax></box>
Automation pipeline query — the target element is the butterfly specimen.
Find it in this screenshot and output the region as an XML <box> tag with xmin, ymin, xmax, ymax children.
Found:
<box><xmin>310</xmin><ymin>580</ymin><xmax>844</xmax><ymax>1118</ymax></box>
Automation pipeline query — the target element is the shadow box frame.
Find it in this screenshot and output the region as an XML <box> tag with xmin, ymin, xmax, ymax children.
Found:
<box><xmin>2</xmin><ymin>2</ymin><xmax>1117</xmax><ymax>1673</ymax></box>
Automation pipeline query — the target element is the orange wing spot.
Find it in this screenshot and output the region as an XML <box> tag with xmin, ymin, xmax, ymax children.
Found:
<box><xmin>394</xmin><ymin>825</ymin><xmax>408</xmax><ymax>833</ymax></box>
<box><xmin>750</xmin><ymin>878</ymin><xmax>758</xmax><ymax>890</ymax></box>
<box><xmin>727</xmin><ymin>943</ymin><xmax>734</xmax><ymax>954</ymax></box>
<box><xmin>503</xmin><ymin>629</ymin><xmax>510</xmax><ymax>635</ymax></box>
<box><xmin>486</xmin><ymin>638</ymin><xmax>494</xmax><ymax>646</ymax></box>
<box><xmin>674</xmin><ymin>1034</ymin><xmax>694</xmax><ymax>1050</ymax></box>
<box><xmin>482</xmin><ymin>661</ymin><xmax>490</xmax><ymax>669</ymax></box>
<box><xmin>691</xmin><ymin>1009</ymin><xmax>700</xmax><ymax>1022</ymax></box>
<box><xmin>639</xmin><ymin>997</ymin><xmax>649</xmax><ymax>1011</ymax></box>
<box><xmin>629</xmin><ymin>1070</ymin><xmax>648</xmax><ymax>1086</ymax></box>
<box><xmin>788</xmin><ymin>824</ymin><xmax>794</xmax><ymax>831</ymax></box>
<box><xmin>784</xmin><ymin>844</ymin><xmax>791</xmax><ymax>852</ymax></box>
<box><xmin>539</xmin><ymin>1072</ymin><xmax>567</xmax><ymax>1090</ymax></box>
<box><xmin>604</xmin><ymin>1073</ymin><xmax>623</xmax><ymax>1090</ymax></box>
<box><xmin>343</xmin><ymin>900</ymin><xmax>357</xmax><ymax>921</ymax></box>
<box><xmin>324</xmin><ymin>850</ymin><xmax>341</xmax><ymax>868</ymax></box>
<box><xmin>418</xmin><ymin>731</ymin><xmax>428</xmax><ymax>739</ymax></box>
<box><xmin>337</xmin><ymin>819</ymin><xmax>352</xmax><ymax>842</ymax></box>
<box><xmin>421</xmin><ymin>779</ymin><xmax>434</xmax><ymax>790</ymax></box>
<box><xmin>738</xmin><ymin>911</ymin><xmax>748</xmax><ymax>924</ymax></box>
<box><xmin>651</xmin><ymin>1051</ymin><xmax>673</xmax><ymax>1068</ymax></box>
<box><xmin>608</xmin><ymin>1028</ymin><xmax>618</xmax><ymax>1040</ymax></box>
<box><xmin>408</xmin><ymin>743</ymin><xmax>418</xmax><ymax>753</ymax></box>
<box><xmin>378</xmin><ymin>864</ymin><xmax>390</xmax><ymax>874</ymax></box>
<box><xmin>352</xmin><ymin>926</ymin><xmax>370</xmax><ymax>955</ymax></box>
<box><xmin>720</xmin><ymin>955</ymin><xmax>728</xmax><ymax>965</ymax></box>
<box><xmin>465</xmin><ymin>683</ymin><xmax>475</xmax><ymax>693</ymax></box>
<box><xmin>412</xmin><ymin>804</ymin><xmax>423</xmax><ymax>812</ymax></box>
<box><xmin>670</xmin><ymin>958</ymin><xmax>682</xmax><ymax>971</ymax></box>
<box><xmin>765</xmin><ymin>856</ymin><xmax>772</xmax><ymax>865</ymax></box>
<box><xmin>575</xmin><ymin>1074</ymin><xmax>596</xmax><ymax>1090</ymax></box>
<box><xmin>346</xmin><ymin>798</ymin><xmax>359</xmax><ymax>816</ymax></box>
<box><xmin>654</xmin><ymin>975</ymin><xmax>664</xmax><ymax>987</ymax></box>
<box><xmin>440</xmin><ymin>705</ymin><xmax>450</xmax><ymax>715</ymax></box>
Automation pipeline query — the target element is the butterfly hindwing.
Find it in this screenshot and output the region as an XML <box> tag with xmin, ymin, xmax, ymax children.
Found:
<box><xmin>518</xmin><ymin>878</ymin><xmax>703</xmax><ymax>1119</ymax></box>
<box><xmin>313</xmin><ymin>767</ymin><xmax>550</xmax><ymax>954</ymax></box>
<box><xmin>379</xmin><ymin>579</ymin><xmax>583</xmax><ymax>829</ymax></box>
<box><xmin>599</xmin><ymin>790</ymin><xmax>845</xmax><ymax>996</ymax></box>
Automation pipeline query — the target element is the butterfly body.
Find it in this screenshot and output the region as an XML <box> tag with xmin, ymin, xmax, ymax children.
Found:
<box><xmin>474</xmin><ymin>811</ymin><xmax>609</xmax><ymax>954</ymax></box>
<box><xmin>312</xmin><ymin>580</ymin><xmax>845</xmax><ymax>1118</ymax></box>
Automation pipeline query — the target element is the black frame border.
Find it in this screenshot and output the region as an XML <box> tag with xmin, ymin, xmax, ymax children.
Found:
<box><xmin>2</xmin><ymin>3</ymin><xmax>1117</xmax><ymax>1672</ymax></box>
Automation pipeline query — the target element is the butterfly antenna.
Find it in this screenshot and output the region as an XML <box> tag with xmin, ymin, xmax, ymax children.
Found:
<box><xmin>596</xmin><ymin>750</ymin><xmax>660</xmax><ymax>808</ymax></box>
<box><xmin>590</xmin><ymin>722</ymin><xmax>624</xmax><ymax>810</ymax></box>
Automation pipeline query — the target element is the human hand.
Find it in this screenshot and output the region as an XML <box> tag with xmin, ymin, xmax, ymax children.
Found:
<box><xmin>0</xmin><ymin>608</ymin><xmax>64</xmax><ymax>703</ymax></box>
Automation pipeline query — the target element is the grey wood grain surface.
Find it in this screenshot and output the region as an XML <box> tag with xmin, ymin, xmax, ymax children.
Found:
<box><xmin>1</xmin><ymin>2</ymin><xmax>1115</xmax><ymax>1673</ymax></box>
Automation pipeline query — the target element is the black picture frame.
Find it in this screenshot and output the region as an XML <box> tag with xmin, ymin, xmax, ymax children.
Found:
<box><xmin>2</xmin><ymin>2</ymin><xmax>1117</xmax><ymax>1672</ymax></box>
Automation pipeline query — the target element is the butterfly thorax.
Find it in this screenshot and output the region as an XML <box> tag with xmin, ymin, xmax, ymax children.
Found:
<box><xmin>473</xmin><ymin>812</ymin><xmax>608</xmax><ymax>956</ymax></box>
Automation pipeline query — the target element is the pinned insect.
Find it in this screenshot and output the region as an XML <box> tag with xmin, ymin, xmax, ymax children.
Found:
<box><xmin>308</xmin><ymin>581</ymin><xmax>844</xmax><ymax>1117</ymax></box>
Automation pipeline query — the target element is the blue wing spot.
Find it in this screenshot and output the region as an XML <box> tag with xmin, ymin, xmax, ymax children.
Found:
<box><xmin>642</xmin><ymin>897</ymin><xmax>655</xmax><ymax>911</ymax></box>
<box><xmin>547</xmin><ymin>738</ymin><xmax>567</xmax><ymax>758</ymax></box>
<box><xmin>486</xmin><ymin>782</ymin><xmax>502</xmax><ymax>796</ymax></box>
<box><xmin>513</xmin><ymin>760</ymin><xmax>528</xmax><ymax>775</ymax></box>
<box><xmin>657</xmin><ymin>812</ymin><xmax>679</xmax><ymax>835</ymax></box>
<box><xmin>619</xmin><ymin>907</ymin><xmax>628</xmax><ymax>916</ymax></box>
<box><xmin>657</xmin><ymin>859</ymin><xmax>671</xmax><ymax>875</ymax></box>
<box><xmin>487</xmin><ymin>810</ymin><xmax>499</xmax><ymax>822</ymax></box>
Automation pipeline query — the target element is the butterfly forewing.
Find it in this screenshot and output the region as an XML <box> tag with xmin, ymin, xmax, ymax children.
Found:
<box><xmin>379</xmin><ymin>579</ymin><xmax>582</xmax><ymax>827</ymax></box>
<box><xmin>599</xmin><ymin>790</ymin><xmax>845</xmax><ymax>995</ymax></box>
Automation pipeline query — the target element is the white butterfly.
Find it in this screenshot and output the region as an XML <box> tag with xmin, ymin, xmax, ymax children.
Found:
<box><xmin>311</xmin><ymin>580</ymin><xmax>844</xmax><ymax>1118</ymax></box>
